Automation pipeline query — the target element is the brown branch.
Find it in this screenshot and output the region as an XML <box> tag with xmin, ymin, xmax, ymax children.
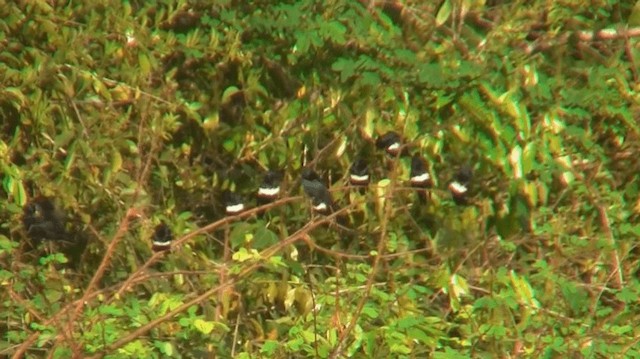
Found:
<box><xmin>575</xmin><ymin>27</ymin><xmax>640</xmax><ymax>42</ymax></box>
<box><xmin>304</xmin><ymin>263</ymin><xmax>320</xmax><ymax>358</ymax></box>
<box><xmin>11</xmin><ymin>206</ymin><xmax>144</xmax><ymax>358</ymax></box>
<box><xmin>13</xmin><ymin>105</ymin><xmax>162</xmax><ymax>358</ymax></box>
<box><xmin>109</xmin><ymin>195</ymin><xmax>302</xmax><ymax>301</ymax></box>
<box><xmin>7</xmin><ymin>286</ymin><xmax>45</xmax><ymax>323</ymax></box>
<box><xmin>563</xmin><ymin>164</ymin><xmax>623</xmax><ymax>319</ymax></box>
<box><xmin>85</xmin><ymin>210</ymin><xmax>346</xmax><ymax>358</ymax></box>
<box><xmin>621</xmin><ymin>332</ymin><xmax>640</xmax><ymax>355</ymax></box>
<box><xmin>217</xmin><ymin>223</ymin><xmax>232</xmax><ymax>321</ymax></box>
<box><xmin>6</xmin><ymin>268</ymin><xmax>144</xmax><ymax>358</ymax></box>
<box><xmin>328</xmin><ymin>158</ymin><xmax>401</xmax><ymax>358</ymax></box>
<box><xmin>10</xmin><ymin>182</ymin><xmax>409</xmax><ymax>357</ymax></box>
<box><xmin>623</xmin><ymin>31</ymin><xmax>639</xmax><ymax>82</ymax></box>
<box><xmin>59</xmin><ymin>64</ymin><xmax>176</xmax><ymax>106</ymax></box>
<box><xmin>8</xmin><ymin>198</ymin><xmax>350</xmax><ymax>357</ymax></box>
<box><xmin>524</xmin><ymin>26</ymin><xmax>640</xmax><ymax>55</ymax></box>
<box><xmin>596</xmin><ymin>204</ymin><xmax>623</xmax><ymax>291</ymax></box>
<box><xmin>71</xmin><ymin>210</ymin><xmax>136</xmax><ymax>313</ymax></box>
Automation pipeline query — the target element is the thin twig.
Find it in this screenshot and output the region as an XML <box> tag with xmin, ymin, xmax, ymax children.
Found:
<box><xmin>524</xmin><ymin>27</ymin><xmax>640</xmax><ymax>54</ymax></box>
<box><xmin>328</xmin><ymin>154</ymin><xmax>401</xmax><ymax>358</ymax></box>
<box><xmin>304</xmin><ymin>267</ymin><xmax>319</xmax><ymax>358</ymax></box>
<box><xmin>231</xmin><ymin>312</ymin><xmax>240</xmax><ymax>356</ymax></box>
<box><xmin>217</xmin><ymin>224</ymin><xmax>232</xmax><ymax>321</ymax></box>
<box><xmin>84</xmin><ymin>210</ymin><xmax>347</xmax><ymax>358</ymax></box>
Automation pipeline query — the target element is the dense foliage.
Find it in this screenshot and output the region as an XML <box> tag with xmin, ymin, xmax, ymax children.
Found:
<box><xmin>2</xmin><ymin>0</ymin><xmax>640</xmax><ymax>357</ymax></box>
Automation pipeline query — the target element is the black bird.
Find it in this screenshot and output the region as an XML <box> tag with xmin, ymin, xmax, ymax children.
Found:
<box><xmin>222</xmin><ymin>191</ymin><xmax>245</xmax><ymax>215</ymax></box>
<box><xmin>257</xmin><ymin>170</ymin><xmax>282</xmax><ymax>204</ymax></box>
<box><xmin>376</xmin><ymin>131</ymin><xmax>402</xmax><ymax>157</ymax></box>
<box><xmin>151</xmin><ymin>222</ymin><xmax>173</xmax><ymax>252</ymax></box>
<box><xmin>349</xmin><ymin>159</ymin><xmax>370</xmax><ymax>187</ymax></box>
<box><xmin>449</xmin><ymin>166</ymin><xmax>473</xmax><ymax>205</ymax></box>
<box><xmin>410</xmin><ymin>154</ymin><xmax>433</xmax><ymax>203</ymax></box>
<box><xmin>301</xmin><ymin>168</ymin><xmax>333</xmax><ymax>215</ymax></box>
<box><xmin>22</xmin><ymin>197</ymin><xmax>67</xmax><ymax>243</ymax></box>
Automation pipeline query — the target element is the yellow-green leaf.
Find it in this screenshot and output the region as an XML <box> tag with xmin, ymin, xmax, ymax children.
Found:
<box><xmin>193</xmin><ymin>319</ymin><xmax>215</xmax><ymax>334</ymax></box>
<box><xmin>510</xmin><ymin>270</ymin><xmax>540</xmax><ymax>309</ymax></box>
<box><xmin>629</xmin><ymin>1</ymin><xmax>640</xmax><ymax>26</ymax></box>
<box><xmin>138</xmin><ymin>53</ymin><xmax>151</xmax><ymax>75</ymax></box>
<box><xmin>436</xmin><ymin>0</ymin><xmax>453</xmax><ymax>26</ymax></box>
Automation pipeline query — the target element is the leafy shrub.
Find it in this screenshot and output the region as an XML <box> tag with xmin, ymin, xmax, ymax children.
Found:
<box><xmin>2</xmin><ymin>0</ymin><xmax>640</xmax><ymax>357</ymax></box>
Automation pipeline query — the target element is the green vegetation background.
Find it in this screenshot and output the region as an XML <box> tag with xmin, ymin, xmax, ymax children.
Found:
<box><xmin>2</xmin><ymin>0</ymin><xmax>640</xmax><ymax>357</ymax></box>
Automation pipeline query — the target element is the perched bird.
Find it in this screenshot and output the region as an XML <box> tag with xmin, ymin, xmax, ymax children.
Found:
<box><xmin>449</xmin><ymin>166</ymin><xmax>473</xmax><ymax>205</ymax></box>
<box><xmin>376</xmin><ymin>131</ymin><xmax>402</xmax><ymax>157</ymax></box>
<box><xmin>349</xmin><ymin>159</ymin><xmax>370</xmax><ymax>187</ymax></box>
<box><xmin>222</xmin><ymin>191</ymin><xmax>246</xmax><ymax>215</ymax></box>
<box><xmin>151</xmin><ymin>222</ymin><xmax>173</xmax><ymax>252</ymax></box>
<box><xmin>22</xmin><ymin>196</ymin><xmax>67</xmax><ymax>243</ymax></box>
<box><xmin>301</xmin><ymin>168</ymin><xmax>333</xmax><ymax>215</ymax></box>
<box><xmin>409</xmin><ymin>154</ymin><xmax>433</xmax><ymax>203</ymax></box>
<box><xmin>21</xmin><ymin>196</ymin><xmax>89</xmax><ymax>267</ymax></box>
<box><xmin>257</xmin><ymin>170</ymin><xmax>282</xmax><ymax>204</ymax></box>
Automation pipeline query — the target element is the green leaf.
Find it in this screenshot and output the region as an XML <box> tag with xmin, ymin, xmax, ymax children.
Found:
<box><xmin>628</xmin><ymin>1</ymin><xmax>640</xmax><ymax>26</ymax></box>
<box><xmin>138</xmin><ymin>53</ymin><xmax>151</xmax><ymax>75</ymax></box>
<box><xmin>326</xmin><ymin>21</ymin><xmax>346</xmax><ymax>44</ymax></box>
<box><xmin>232</xmin><ymin>248</ymin><xmax>260</xmax><ymax>263</ymax></box>
<box><xmin>615</xmin><ymin>287</ymin><xmax>637</xmax><ymax>304</ymax></box>
<box><xmin>39</xmin><ymin>253</ymin><xmax>68</xmax><ymax>265</ymax></box>
<box><xmin>522</xmin><ymin>141</ymin><xmax>537</xmax><ymax>175</ymax></box>
<box><xmin>2</xmin><ymin>87</ymin><xmax>26</xmax><ymax>109</ymax></box>
<box><xmin>359</xmin><ymin>71</ymin><xmax>381</xmax><ymax>87</ymax></box>
<box><xmin>295</xmin><ymin>31</ymin><xmax>310</xmax><ymax>53</ymax></box>
<box><xmin>230</xmin><ymin>222</ymin><xmax>254</xmax><ymax>248</ymax></box>
<box><xmin>222</xmin><ymin>86</ymin><xmax>241</xmax><ymax>103</ymax></box>
<box><xmin>332</xmin><ymin>58</ymin><xmax>356</xmax><ymax>82</ymax></box>
<box><xmin>434</xmin><ymin>347</ymin><xmax>467</xmax><ymax>359</ymax></box>
<box><xmin>450</xmin><ymin>274</ymin><xmax>469</xmax><ymax>300</ymax></box>
<box><xmin>390</xmin><ymin>343</ymin><xmax>411</xmax><ymax>354</ymax></box>
<box><xmin>362</xmin><ymin>305</ymin><xmax>379</xmax><ymax>319</ymax></box>
<box><xmin>396</xmin><ymin>316</ymin><xmax>420</xmax><ymax>330</ymax></box>
<box><xmin>0</xmin><ymin>236</ymin><xmax>17</xmax><ymax>253</ymax></box>
<box><xmin>261</xmin><ymin>340</ymin><xmax>280</xmax><ymax>355</ymax></box>
<box><xmin>223</xmin><ymin>139</ymin><xmax>236</xmax><ymax>152</ymax></box>
<box><xmin>407</xmin><ymin>327</ymin><xmax>433</xmax><ymax>346</ymax></box>
<box><xmin>193</xmin><ymin>319</ymin><xmax>215</xmax><ymax>334</ymax></box>
<box><xmin>15</xmin><ymin>179</ymin><xmax>26</xmax><ymax>207</ymax></box>
<box><xmin>154</xmin><ymin>341</ymin><xmax>174</xmax><ymax>356</ymax></box>
<box><xmin>418</xmin><ymin>64</ymin><xmax>445</xmax><ymax>86</ymax></box>
<box><xmin>436</xmin><ymin>0</ymin><xmax>452</xmax><ymax>26</ymax></box>
<box><xmin>99</xmin><ymin>305</ymin><xmax>124</xmax><ymax>316</ymax></box>
<box><xmin>510</xmin><ymin>270</ymin><xmax>539</xmax><ymax>309</ymax></box>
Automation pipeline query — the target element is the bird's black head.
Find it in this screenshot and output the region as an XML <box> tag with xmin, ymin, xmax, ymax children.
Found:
<box><xmin>222</xmin><ymin>190</ymin><xmax>245</xmax><ymax>215</ymax></box>
<box><xmin>23</xmin><ymin>202</ymin><xmax>40</xmax><ymax>222</ymax></box>
<box><xmin>22</xmin><ymin>196</ymin><xmax>66</xmax><ymax>242</ymax></box>
<box><xmin>350</xmin><ymin>159</ymin><xmax>368</xmax><ymax>175</ymax></box>
<box><xmin>455</xmin><ymin>166</ymin><xmax>473</xmax><ymax>184</ymax></box>
<box><xmin>258</xmin><ymin>170</ymin><xmax>283</xmax><ymax>201</ymax></box>
<box><xmin>349</xmin><ymin>159</ymin><xmax>370</xmax><ymax>185</ymax></box>
<box><xmin>23</xmin><ymin>197</ymin><xmax>54</xmax><ymax>219</ymax></box>
<box><xmin>301</xmin><ymin>167</ymin><xmax>321</xmax><ymax>182</ymax></box>
<box><xmin>376</xmin><ymin>131</ymin><xmax>402</xmax><ymax>156</ymax></box>
<box><xmin>262</xmin><ymin>170</ymin><xmax>283</xmax><ymax>187</ymax></box>
<box><xmin>411</xmin><ymin>154</ymin><xmax>427</xmax><ymax>173</ymax></box>
<box><xmin>410</xmin><ymin>154</ymin><xmax>432</xmax><ymax>187</ymax></box>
